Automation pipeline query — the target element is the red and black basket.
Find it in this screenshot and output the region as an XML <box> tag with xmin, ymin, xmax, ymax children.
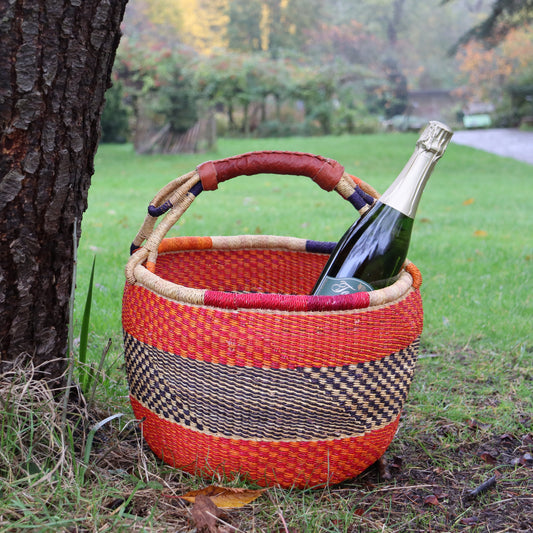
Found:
<box><xmin>122</xmin><ymin>151</ymin><xmax>423</xmax><ymax>488</ymax></box>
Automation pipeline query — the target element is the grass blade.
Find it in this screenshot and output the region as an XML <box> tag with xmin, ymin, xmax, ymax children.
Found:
<box><xmin>79</xmin><ymin>256</ymin><xmax>96</xmax><ymax>391</ymax></box>
<box><xmin>79</xmin><ymin>413</ymin><xmax>125</xmax><ymax>484</ymax></box>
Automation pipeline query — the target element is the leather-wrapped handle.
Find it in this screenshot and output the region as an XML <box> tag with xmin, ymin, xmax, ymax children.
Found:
<box><xmin>130</xmin><ymin>150</ymin><xmax>379</xmax><ymax>260</ymax></box>
<box><xmin>197</xmin><ymin>151</ymin><xmax>345</xmax><ymax>192</ymax></box>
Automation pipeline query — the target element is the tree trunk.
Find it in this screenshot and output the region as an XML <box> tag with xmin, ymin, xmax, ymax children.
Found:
<box><xmin>0</xmin><ymin>0</ymin><xmax>128</xmax><ymax>383</ymax></box>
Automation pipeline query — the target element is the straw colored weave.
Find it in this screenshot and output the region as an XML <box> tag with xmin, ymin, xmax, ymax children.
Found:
<box><xmin>122</xmin><ymin>151</ymin><xmax>424</xmax><ymax>488</ymax></box>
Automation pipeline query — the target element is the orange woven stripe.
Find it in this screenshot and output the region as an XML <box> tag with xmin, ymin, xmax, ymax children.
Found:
<box><xmin>131</xmin><ymin>396</ymin><xmax>399</xmax><ymax>488</ymax></box>
<box><xmin>158</xmin><ymin>236</ymin><xmax>213</xmax><ymax>254</ymax></box>
<box><xmin>123</xmin><ymin>284</ymin><xmax>422</xmax><ymax>369</ymax></box>
<box><xmin>145</xmin><ymin>261</ymin><xmax>156</xmax><ymax>273</ymax></box>
<box><xmin>406</xmin><ymin>262</ymin><xmax>422</xmax><ymax>289</ymax></box>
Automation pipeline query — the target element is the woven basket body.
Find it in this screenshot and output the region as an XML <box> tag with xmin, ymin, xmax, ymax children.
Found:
<box><xmin>122</xmin><ymin>152</ymin><xmax>424</xmax><ymax>488</ymax></box>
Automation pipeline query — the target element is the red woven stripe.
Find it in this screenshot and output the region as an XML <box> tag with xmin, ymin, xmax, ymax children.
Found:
<box><xmin>204</xmin><ymin>290</ymin><xmax>370</xmax><ymax>312</ymax></box>
<box><xmin>122</xmin><ymin>284</ymin><xmax>422</xmax><ymax>368</ymax></box>
<box><xmin>131</xmin><ymin>396</ymin><xmax>399</xmax><ymax>488</ymax></box>
<box><xmin>153</xmin><ymin>249</ymin><xmax>329</xmax><ymax>294</ymax></box>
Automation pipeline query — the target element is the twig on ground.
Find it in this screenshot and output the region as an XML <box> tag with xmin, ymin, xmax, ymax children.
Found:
<box><xmin>466</xmin><ymin>474</ymin><xmax>497</xmax><ymax>500</ymax></box>
<box><xmin>277</xmin><ymin>509</ymin><xmax>290</xmax><ymax>533</ymax></box>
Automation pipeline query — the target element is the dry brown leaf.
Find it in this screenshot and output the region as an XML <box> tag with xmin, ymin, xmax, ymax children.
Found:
<box><xmin>479</xmin><ymin>451</ymin><xmax>498</xmax><ymax>465</ymax></box>
<box><xmin>473</xmin><ymin>229</ymin><xmax>488</xmax><ymax>237</ymax></box>
<box><xmin>191</xmin><ymin>494</ymin><xmax>226</xmax><ymax>533</ymax></box>
<box><xmin>181</xmin><ymin>485</ymin><xmax>266</xmax><ymax>509</ymax></box>
<box><xmin>461</xmin><ymin>516</ymin><xmax>479</xmax><ymax>526</ymax></box>
<box><xmin>463</xmin><ymin>198</ymin><xmax>475</xmax><ymax>205</ymax></box>
<box><xmin>423</xmin><ymin>494</ymin><xmax>441</xmax><ymax>506</ymax></box>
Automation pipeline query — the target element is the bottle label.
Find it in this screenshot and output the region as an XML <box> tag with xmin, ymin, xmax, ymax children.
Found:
<box><xmin>315</xmin><ymin>276</ymin><xmax>374</xmax><ymax>295</ymax></box>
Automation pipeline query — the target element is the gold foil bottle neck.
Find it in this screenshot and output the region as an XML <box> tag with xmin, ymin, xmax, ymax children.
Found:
<box><xmin>379</xmin><ymin>120</ymin><xmax>453</xmax><ymax>218</ymax></box>
<box><xmin>417</xmin><ymin>121</ymin><xmax>454</xmax><ymax>158</ymax></box>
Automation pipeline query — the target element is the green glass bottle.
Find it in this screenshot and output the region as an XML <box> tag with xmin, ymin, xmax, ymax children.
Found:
<box><xmin>312</xmin><ymin>121</ymin><xmax>453</xmax><ymax>295</ymax></box>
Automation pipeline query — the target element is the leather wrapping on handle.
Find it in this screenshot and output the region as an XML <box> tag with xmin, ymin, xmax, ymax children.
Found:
<box><xmin>197</xmin><ymin>151</ymin><xmax>345</xmax><ymax>191</ymax></box>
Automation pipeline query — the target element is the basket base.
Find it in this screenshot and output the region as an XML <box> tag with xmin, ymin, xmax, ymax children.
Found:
<box><xmin>131</xmin><ymin>396</ymin><xmax>400</xmax><ymax>488</ymax></box>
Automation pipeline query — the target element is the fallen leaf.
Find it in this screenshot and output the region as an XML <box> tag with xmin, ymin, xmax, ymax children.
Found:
<box><xmin>473</xmin><ymin>230</ymin><xmax>488</xmax><ymax>237</ymax></box>
<box><xmin>461</xmin><ymin>516</ymin><xmax>479</xmax><ymax>525</ymax></box>
<box><xmin>181</xmin><ymin>486</ymin><xmax>266</xmax><ymax>509</ymax></box>
<box><xmin>191</xmin><ymin>494</ymin><xmax>227</xmax><ymax>533</ymax></box>
<box><xmin>479</xmin><ymin>451</ymin><xmax>498</xmax><ymax>465</ymax></box>
<box><xmin>423</xmin><ymin>494</ymin><xmax>440</xmax><ymax>506</ymax></box>
<box><xmin>463</xmin><ymin>198</ymin><xmax>475</xmax><ymax>205</ymax></box>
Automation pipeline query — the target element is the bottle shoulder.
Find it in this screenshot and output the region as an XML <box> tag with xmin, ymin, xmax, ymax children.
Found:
<box><xmin>343</xmin><ymin>201</ymin><xmax>406</xmax><ymax>236</ymax></box>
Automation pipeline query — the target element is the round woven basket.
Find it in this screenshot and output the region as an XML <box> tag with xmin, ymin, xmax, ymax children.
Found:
<box><xmin>122</xmin><ymin>151</ymin><xmax>423</xmax><ymax>488</ymax></box>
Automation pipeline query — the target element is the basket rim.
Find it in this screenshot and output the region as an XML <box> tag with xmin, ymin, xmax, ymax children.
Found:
<box><xmin>125</xmin><ymin>234</ymin><xmax>421</xmax><ymax>313</ymax></box>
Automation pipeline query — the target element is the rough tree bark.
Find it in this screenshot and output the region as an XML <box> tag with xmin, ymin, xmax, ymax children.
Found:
<box><xmin>0</xmin><ymin>0</ymin><xmax>128</xmax><ymax>382</ymax></box>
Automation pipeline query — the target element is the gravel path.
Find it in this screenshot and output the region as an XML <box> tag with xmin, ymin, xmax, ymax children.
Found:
<box><xmin>451</xmin><ymin>128</ymin><xmax>533</xmax><ymax>165</ymax></box>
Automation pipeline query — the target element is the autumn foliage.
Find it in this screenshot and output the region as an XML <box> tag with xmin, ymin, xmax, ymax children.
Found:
<box><xmin>455</xmin><ymin>24</ymin><xmax>533</xmax><ymax>104</ymax></box>
<box><xmin>104</xmin><ymin>0</ymin><xmax>533</xmax><ymax>149</ymax></box>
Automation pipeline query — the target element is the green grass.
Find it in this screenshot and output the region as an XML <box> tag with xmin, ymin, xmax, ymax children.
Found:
<box><xmin>2</xmin><ymin>133</ymin><xmax>531</xmax><ymax>532</ymax></box>
<box><xmin>76</xmin><ymin>134</ymin><xmax>532</xmax><ymax>360</ymax></box>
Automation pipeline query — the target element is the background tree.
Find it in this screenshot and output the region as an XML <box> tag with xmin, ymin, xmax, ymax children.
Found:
<box><xmin>263</xmin><ymin>0</ymin><xmax>327</xmax><ymax>57</ymax></box>
<box><xmin>447</xmin><ymin>0</ymin><xmax>533</xmax><ymax>124</ymax></box>
<box><xmin>227</xmin><ymin>0</ymin><xmax>263</xmax><ymax>52</ymax></box>
<box><xmin>112</xmin><ymin>0</ymin><xmax>532</xmax><ymax>142</ymax></box>
<box><xmin>101</xmin><ymin>80</ymin><xmax>131</xmax><ymax>143</ymax></box>
<box><xmin>454</xmin><ymin>23</ymin><xmax>533</xmax><ymax>123</ymax></box>
<box><xmin>447</xmin><ymin>0</ymin><xmax>533</xmax><ymax>50</ymax></box>
<box><xmin>0</xmin><ymin>1</ymin><xmax>128</xmax><ymax>382</ymax></box>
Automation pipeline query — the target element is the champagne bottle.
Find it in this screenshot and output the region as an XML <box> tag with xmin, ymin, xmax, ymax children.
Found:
<box><xmin>312</xmin><ymin>121</ymin><xmax>453</xmax><ymax>295</ymax></box>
